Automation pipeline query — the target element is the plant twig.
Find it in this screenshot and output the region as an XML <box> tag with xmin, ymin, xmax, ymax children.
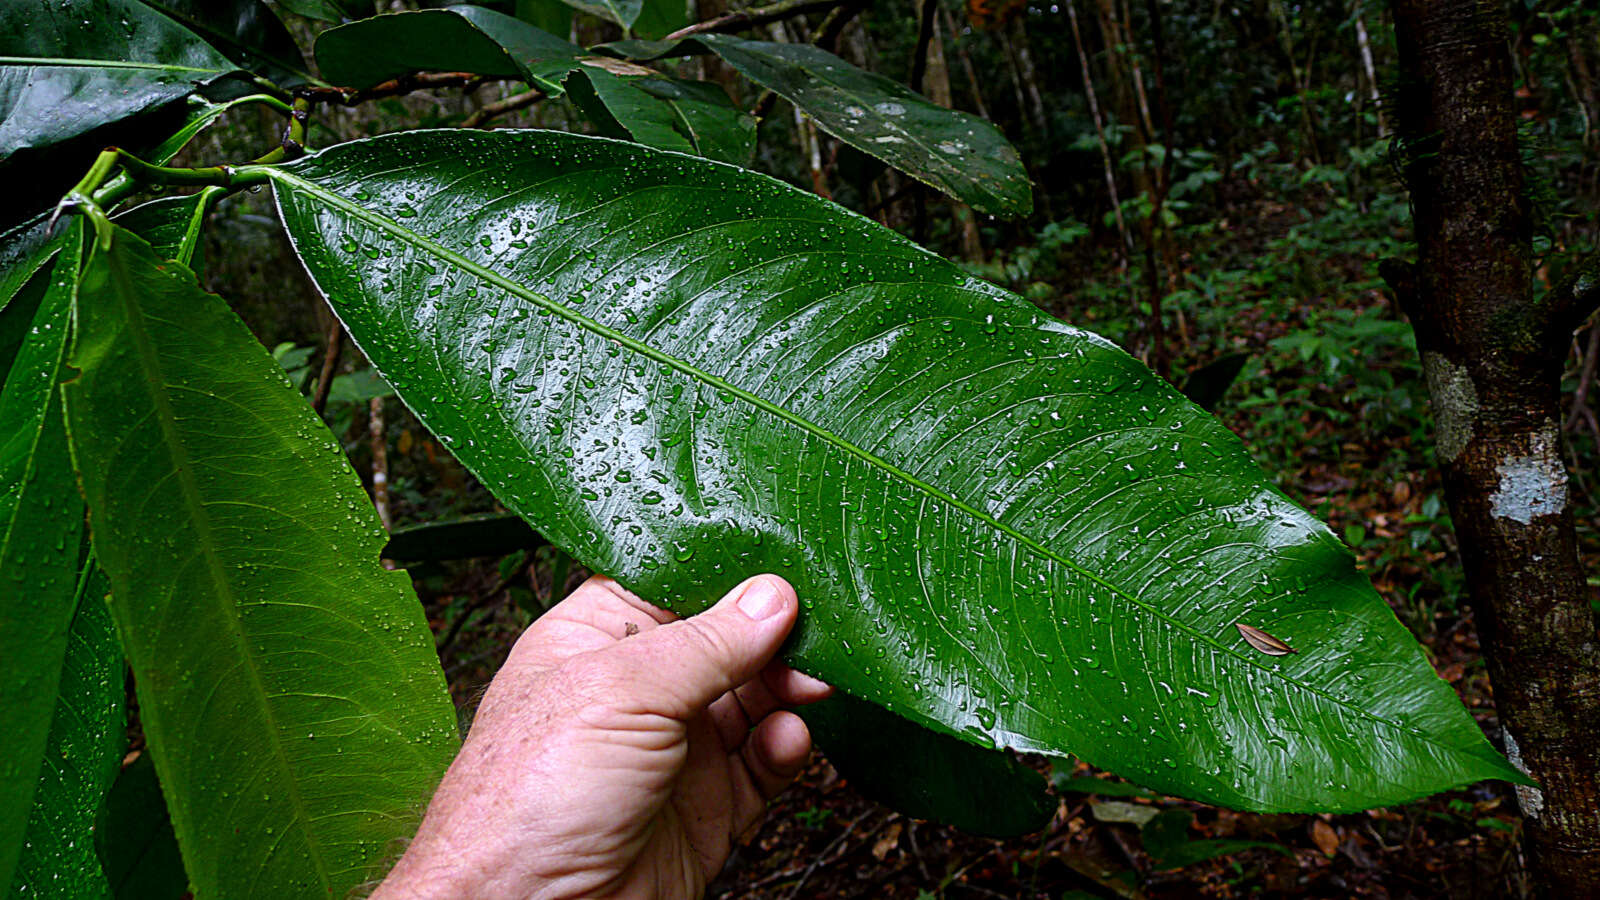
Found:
<box><xmin>462</xmin><ymin>89</ymin><xmax>547</xmax><ymax>128</ymax></box>
<box><xmin>781</xmin><ymin>809</ymin><xmax>875</xmax><ymax>900</ymax></box>
<box><xmin>311</xmin><ymin>317</ymin><xmax>345</xmax><ymax>417</ymax></box>
<box><xmin>909</xmin><ymin>0</ymin><xmax>937</xmax><ymax>94</ymax></box>
<box><xmin>667</xmin><ymin>0</ymin><xmax>844</xmax><ymax>39</ymax></box>
<box><xmin>296</xmin><ymin>71</ymin><xmax>505</xmax><ymax>106</ymax></box>
<box><xmin>813</xmin><ymin>0</ymin><xmax>868</xmax><ymax>52</ymax></box>
<box><xmin>1567</xmin><ymin>321</ymin><xmax>1600</xmax><ymax>433</ymax></box>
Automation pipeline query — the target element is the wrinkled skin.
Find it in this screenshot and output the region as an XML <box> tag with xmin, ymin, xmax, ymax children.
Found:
<box><xmin>373</xmin><ymin>574</ymin><xmax>829</xmax><ymax>900</ymax></box>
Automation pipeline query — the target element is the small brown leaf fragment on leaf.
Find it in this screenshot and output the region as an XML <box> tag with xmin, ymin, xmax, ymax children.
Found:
<box><xmin>580</xmin><ymin>56</ymin><xmax>658</xmax><ymax>77</ymax></box>
<box><xmin>1311</xmin><ymin>819</ymin><xmax>1340</xmax><ymax>857</ymax></box>
<box><xmin>1236</xmin><ymin>622</ymin><xmax>1296</xmax><ymax>656</ymax></box>
<box><xmin>871</xmin><ymin>821</ymin><xmax>902</xmax><ymax>860</ymax></box>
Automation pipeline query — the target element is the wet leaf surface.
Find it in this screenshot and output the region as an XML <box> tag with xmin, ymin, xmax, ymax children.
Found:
<box><xmin>271</xmin><ymin>129</ymin><xmax>1522</xmax><ymax>812</ymax></box>
<box><xmin>62</xmin><ymin>226</ymin><xmax>458</xmax><ymax>898</ymax></box>
<box><xmin>0</xmin><ymin>0</ymin><xmax>237</xmax><ymax>158</ymax></box>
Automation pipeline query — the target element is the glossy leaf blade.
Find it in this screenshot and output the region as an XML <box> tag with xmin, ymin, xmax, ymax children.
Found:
<box><xmin>574</xmin><ymin>64</ymin><xmax>754</xmax><ymax>163</ymax></box>
<box><xmin>8</xmin><ymin>563</ymin><xmax>125</xmax><ymax>900</ymax></box>
<box><xmin>0</xmin><ymin>223</ymin><xmax>85</xmax><ymax>892</ymax></box>
<box><xmin>314</xmin><ymin>6</ymin><xmax>584</xmax><ymax>92</ymax></box>
<box><xmin>0</xmin><ymin>0</ymin><xmax>236</xmax><ymax>158</ymax></box>
<box><xmin>605</xmin><ymin>34</ymin><xmax>1031</xmax><ymax>217</ymax></box>
<box><xmin>61</xmin><ymin>227</ymin><xmax>459</xmax><ymax>898</ymax></box>
<box><xmin>270</xmin><ymin>130</ymin><xmax>1521</xmax><ymax>813</ymax></box>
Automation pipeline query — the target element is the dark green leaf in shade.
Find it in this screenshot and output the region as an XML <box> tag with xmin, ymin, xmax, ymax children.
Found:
<box><xmin>383</xmin><ymin>513</ymin><xmax>545</xmax><ymax>563</ymax></box>
<box><xmin>315</xmin><ymin>6</ymin><xmax>585</xmax><ymax>92</ymax></box>
<box><xmin>799</xmin><ymin>693</ymin><xmax>1053</xmax><ymax>837</ymax></box>
<box><xmin>629</xmin><ymin>0</ymin><xmax>687</xmax><ymax>41</ymax></box>
<box><xmin>0</xmin><ymin>215</ymin><xmax>65</xmax><ymax>377</ymax></box>
<box><xmin>0</xmin><ymin>223</ymin><xmax>85</xmax><ymax>892</ymax></box>
<box><xmin>110</xmin><ymin>191</ymin><xmax>219</xmax><ymax>271</ymax></box>
<box><xmin>273</xmin><ymin>0</ymin><xmax>372</xmax><ymax>23</ymax></box>
<box><xmin>1050</xmin><ymin>772</ymin><xmax>1158</xmax><ymax>799</ymax></box>
<box><xmin>553</xmin><ymin>0</ymin><xmax>642</xmax><ymax>30</ymax></box>
<box><xmin>601</xmin><ymin>34</ymin><xmax>1032</xmax><ymax>217</ymax></box>
<box><xmin>1139</xmin><ymin>808</ymin><xmax>1290</xmax><ymax>870</ymax></box>
<box><xmin>1179</xmin><ymin>352</ymin><xmax>1250</xmax><ymax>413</ymax></box>
<box><xmin>513</xmin><ymin>0</ymin><xmax>573</xmax><ymax>38</ymax></box>
<box><xmin>7</xmin><ymin>564</ymin><xmax>126</xmax><ymax>900</ymax></box>
<box><xmin>0</xmin><ymin>0</ymin><xmax>237</xmax><ymax>159</ymax></box>
<box><xmin>141</xmin><ymin>0</ymin><xmax>312</xmax><ymax>86</ymax></box>
<box><xmin>94</xmin><ymin>755</ymin><xmax>187</xmax><ymax>900</ymax></box>
<box><xmin>267</xmin><ymin>130</ymin><xmax>1525</xmax><ymax>813</ymax></box>
<box><xmin>576</xmin><ymin>64</ymin><xmax>754</xmax><ymax>164</ymax></box>
<box><xmin>60</xmin><ymin>227</ymin><xmax>459</xmax><ymax>898</ymax></box>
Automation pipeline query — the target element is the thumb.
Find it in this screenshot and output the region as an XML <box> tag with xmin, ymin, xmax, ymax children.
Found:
<box><xmin>611</xmin><ymin>575</ymin><xmax>798</xmax><ymax>720</ymax></box>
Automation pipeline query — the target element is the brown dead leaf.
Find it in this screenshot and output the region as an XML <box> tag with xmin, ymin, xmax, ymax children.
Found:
<box><xmin>1312</xmin><ymin>819</ymin><xmax>1340</xmax><ymax>857</ymax></box>
<box><xmin>580</xmin><ymin>56</ymin><xmax>658</xmax><ymax>77</ymax></box>
<box><xmin>871</xmin><ymin>821</ymin><xmax>902</xmax><ymax>860</ymax></box>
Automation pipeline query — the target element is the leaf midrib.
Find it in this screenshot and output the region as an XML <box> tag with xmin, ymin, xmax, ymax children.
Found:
<box><xmin>99</xmin><ymin>237</ymin><xmax>334</xmax><ymax>896</ymax></box>
<box><xmin>267</xmin><ymin>166</ymin><xmax>1477</xmax><ymax>761</ymax></box>
<box><xmin>0</xmin><ymin>55</ymin><xmax>229</xmax><ymax>74</ymax></box>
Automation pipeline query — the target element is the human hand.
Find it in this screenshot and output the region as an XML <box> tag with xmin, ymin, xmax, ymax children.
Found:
<box><xmin>372</xmin><ymin>574</ymin><xmax>830</xmax><ymax>900</ymax></box>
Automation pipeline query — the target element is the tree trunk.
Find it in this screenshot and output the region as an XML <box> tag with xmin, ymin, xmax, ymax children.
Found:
<box><xmin>1386</xmin><ymin>3</ymin><xmax>1600</xmax><ymax>896</ymax></box>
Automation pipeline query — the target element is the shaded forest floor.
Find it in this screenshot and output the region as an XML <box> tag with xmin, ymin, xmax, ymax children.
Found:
<box><xmin>372</xmin><ymin>161</ymin><xmax>1592</xmax><ymax>899</ymax></box>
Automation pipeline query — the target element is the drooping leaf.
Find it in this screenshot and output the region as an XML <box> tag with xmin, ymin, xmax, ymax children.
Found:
<box><xmin>7</xmin><ymin>563</ymin><xmax>125</xmax><ymax>900</ymax></box>
<box><xmin>94</xmin><ymin>755</ymin><xmax>187</xmax><ymax>900</ymax></box>
<box><xmin>267</xmin><ymin>130</ymin><xmax>1524</xmax><ymax>813</ymax></box>
<box><xmin>383</xmin><ymin>513</ymin><xmax>545</xmax><ymax>563</ymax></box>
<box><xmin>602</xmin><ymin>34</ymin><xmax>1032</xmax><ymax>217</ymax></box>
<box><xmin>141</xmin><ymin>0</ymin><xmax>312</xmax><ymax>86</ymax></box>
<box><xmin>574</xmin><ymin>64</ymin><xmax>754</xmax><ymax>164</ymax></box>
<box><xmin>799</xmin><ymin>693</ymin><xmax>1053</xmax><ymax>837</ymax></box>
<box><xmin>0</xmin><ymin>0</ymin><xmax>237</xmax><ymax>159</ymax></box>
<box><xmin>314</xmin><ymin>6</ymin><xmax>585</xmax><ymax>92</ymax></box>
<box><xmin>61</xmin><ymin>226</ymin><xmax>459</xmax><ymax>898</ymax></box>
<box><xmin>0</xmin><ymin>222</ymin><xmax>85</xmax><ymax>892</ymax></box>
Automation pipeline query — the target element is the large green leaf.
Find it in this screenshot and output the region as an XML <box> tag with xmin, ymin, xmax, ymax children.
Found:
<box><xmin>61</xmin><ymin>226</ymin><xmax>459</xmax><ymax>898</ymax></box>
<box><xmin>8</xmin><ymin>563</ymin><xmax>125</xmax><ymax>900</ymax></box>
<box><xmin>603</xmin><ymin>34</ymin><xmax>1032</xmax><ymax>217</ymax></box>
<box><xmin>266</xmin><ymin>130</ymin><xmax>1523</xmax><ymax>813</ymax></box>
<box><xmin>0</xmin><ymin>222</ymin><xmax>84</xmax><ymax>892</ymax></box>
<box><xmin>0</xmin><ymin>0</ymin><xmax>237</xmax><ymax>159</ymax></box>
<box><xmin>314</xmin><ymin>6</ymin><xmax>585</xmax><ymax>92</ymax></box>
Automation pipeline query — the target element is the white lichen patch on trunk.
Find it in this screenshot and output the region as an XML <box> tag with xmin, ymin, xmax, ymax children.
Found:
<box><xmin>1422</xmin><ymin>352</ymin><xmax>1478</xmax><ymax>462</ymax></box>
<box><xmin>1504</xmin><ymin>730</ymin><xmax>1545</xmax><ymax>820</ymax></box>
<box><xmin>1489</xmin><ymin>420</ymin><xmax>1568</xmax><ymax>525</ymax></box>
